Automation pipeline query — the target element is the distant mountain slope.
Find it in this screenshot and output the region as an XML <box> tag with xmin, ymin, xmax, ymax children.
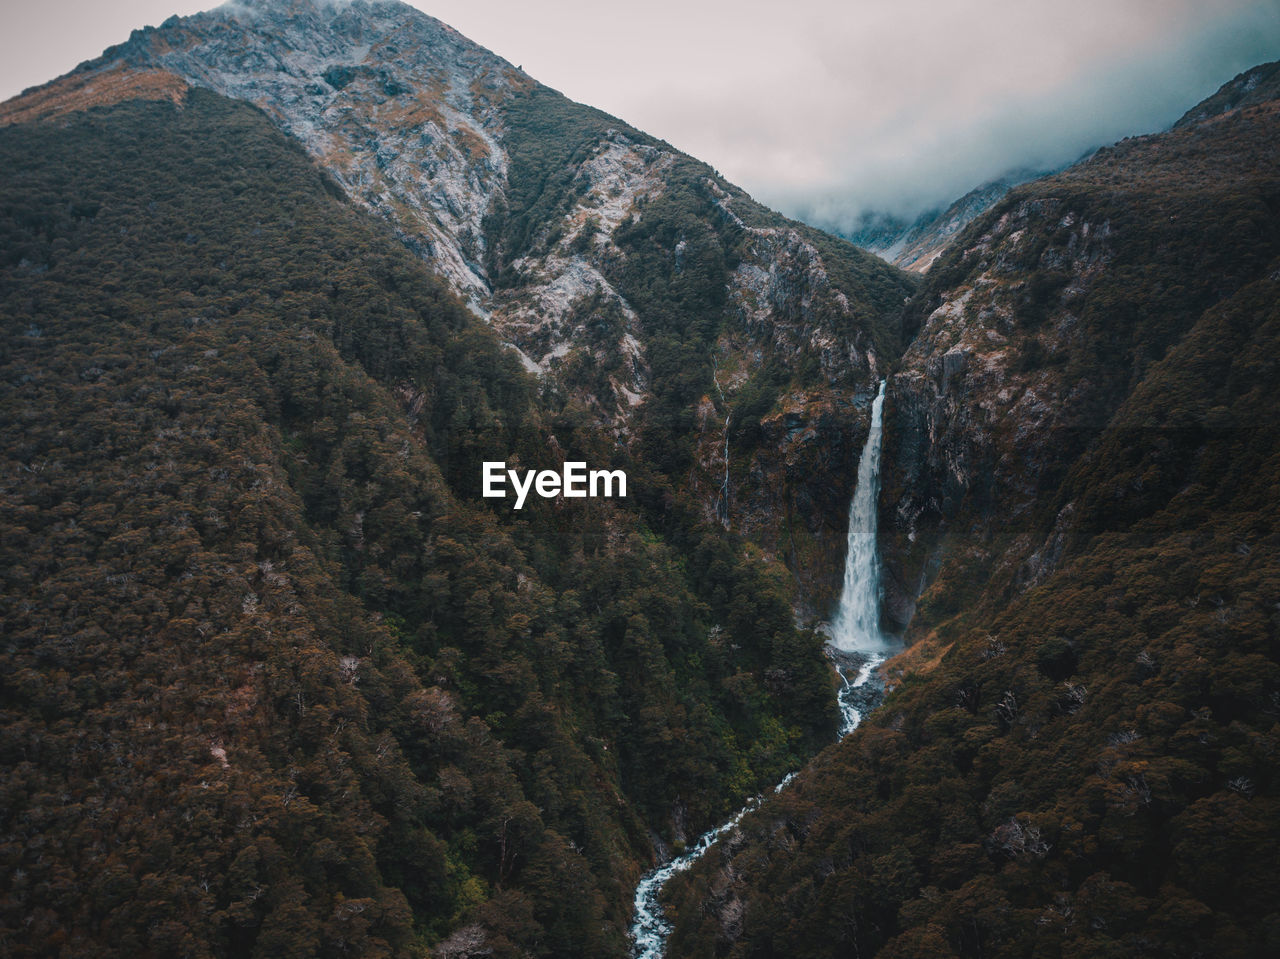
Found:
<box><xmin>847</xmin><ymin>169</ymin><xmax>1051</xmax><ymax>274</ymax></box>
<box><xmin>661</xmin><ymin>63</ymin><xmax>1280</xmax><ymax>959</ymax></box>
<box><xmin>853</xmin><ymin>60</ymin><xmax>1280</xmax><ymax>280</ymax></box>
<box><xmin>0</xmin><ymin>0</ymin><xmax>916</xmax><ymax>610</ymax></box>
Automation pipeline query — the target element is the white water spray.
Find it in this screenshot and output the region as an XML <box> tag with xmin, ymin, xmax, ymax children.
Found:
<box><xmin>628</xmin><ymin>379</ymin><xmax>893</xmax><ymax>958</ymax></box>
<box><xmin>831</xmin><ymin>379</ymin><xmax>888</xmax><ymax>654</ymax></box>
<box><xmin>630</xmin><ymin>774</ymin><xmax>795</xmax><ymax>959</ymax></box>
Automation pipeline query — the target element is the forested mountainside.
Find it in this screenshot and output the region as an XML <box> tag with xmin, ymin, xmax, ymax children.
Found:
<box><xmin>0</xmin><ymin>0</ymin><xmax>916</xmax><ymax>611</ymax></box>
<box><xmin>661</xmin><ymin>66</ymin><xmax>1280</xmax><ymax>958</ymax></box>
<box><xmin>0</xmin><ymin>3</ymin><xmax>924</xmax><ymax>950</ymax></box>
<box><xmin>5</xmin><ymin>0</ymin><xmax>1278</xmax><ymax>955</ymax></box>
<box><xmin>0</xmin><ymin>90</ymin><xmax>859</xmax><ymax>958</ymax></box>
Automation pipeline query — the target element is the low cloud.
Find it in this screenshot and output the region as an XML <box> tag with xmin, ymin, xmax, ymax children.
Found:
<box><xmin>764</xmin><ymin>0</ymin><xmax>1280</xmax><ymax>228</ymax></box>
<box><xmin>5</xmin><ymin>0</ymin><xmax>1278</xmax><ymax>229</ymax></box>
<box><xmin>422</xmin><ymin>0</ymin><xmax>1280</xmax><ymax>225</ymax></box>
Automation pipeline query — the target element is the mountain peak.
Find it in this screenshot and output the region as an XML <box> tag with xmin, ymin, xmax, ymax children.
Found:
<box><xmin>1</xmin><ymin>0</ymin><xmax>529</xmax><ymax>294</ymax></box>
<box><xmin>209</xmin><ymin>0</ymin><xmax>412</xmax><ymax>21</ymax></box>
<box><xmin>106</xmin><ymin>0</ymin><xmax>499</xmax><ymax>76</ymax></box>
<box><xmin>0</xmin><ymin>0</ymin><xmax>911</xmax><ymax>475</ymax></box>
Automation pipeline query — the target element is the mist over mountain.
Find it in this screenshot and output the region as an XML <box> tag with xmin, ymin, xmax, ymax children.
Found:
<box><xmin>843</xmin><ymin>167</ymin><xmax>1057</xmax><ymax>274</ymax></box>
<box><xmin>4</xmin><ymin>1</ymin><xmax>1280</xmax><ymax>234</ymax></box>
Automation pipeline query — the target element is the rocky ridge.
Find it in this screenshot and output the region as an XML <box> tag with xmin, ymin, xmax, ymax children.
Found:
<box><xmin>0</xmin><ymin>0</ymin><xmax>917</xmax><ymax>608</ymax></box>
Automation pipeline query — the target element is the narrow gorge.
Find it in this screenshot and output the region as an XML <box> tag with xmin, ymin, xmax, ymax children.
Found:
<box><xmin>630</xmin><ymin>378</ymin><xmax>896</xmax><ymax>957</ymax></box>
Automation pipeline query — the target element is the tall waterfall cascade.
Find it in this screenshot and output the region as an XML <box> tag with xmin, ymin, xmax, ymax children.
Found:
<box><xmin>832</xmin><ymin>378</ymin><xmax>888</xmax><ymax>653</ymax></box>
<box><xmin>629</xmin><ymin>378</ymin><xmax>895</xmax><ymax>958</ymax></box>
<box><xmin>829</xmin><ymin>378</ymin><xmax>893</xmax><ymax>735</ymax></box>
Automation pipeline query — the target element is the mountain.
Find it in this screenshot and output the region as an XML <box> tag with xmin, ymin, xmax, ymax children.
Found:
<box><xmin>660</xmin><ymin>63</ymin><xmax>1280</xmax><ymax>958</ymax></box>
<box><xmin>850</xmin><ymin>62</ymin><xmax>1280</xmax><ymax>280</ymax></box>
<box><xmin>1173</xmin><ymin>59</ymin><xmax>1280</xmax><ymax>129</ymax></box>
<box><xmin>0</xmin><ymin>2</ymin><xmax>919</xmax><ymax>955</ymax></box>
<box><xmin>7</xmin><ymin>3</ymin><xmax>1279</xmax><ymax>957</ymax></box>
<box><xmin>845</xmin><ymin>169</ymin><xmax>1052</xmax><ymax>274</ymax></box>
<box><xmin>2</xmin><ymin>0</ymin><xmax>916</xmax><ymax>612</ymax></box>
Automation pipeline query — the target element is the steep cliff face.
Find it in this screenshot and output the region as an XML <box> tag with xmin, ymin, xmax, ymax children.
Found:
<box><xmin>880</xmin><ymin>77</ymin><xmax>1280</xmax><ymax>638</ymax></box>
<box><xmin>683</xmin><ymin>188</ymin><xmax>899</xmax><ymax>610</ymax></box>
<box><xmin>661</xmin><ymin>64</ymin><xmax>1280</xmax><ymax>959</ymax></box>
<box><xmin>0</xmin><ymin>0</ymin><xmax>914</xmax><ymax>611</ymax></box>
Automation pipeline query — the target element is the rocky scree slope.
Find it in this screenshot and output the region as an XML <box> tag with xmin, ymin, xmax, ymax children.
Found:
<box><xmin>0</xmin><ymin>0</ymin><xmax>917</xmax><ymax>611</ymax></box>
<box><xmin>659</xmin><ymin>63</ymin><xmax>1280</xmax><ymax>959</ymax></box>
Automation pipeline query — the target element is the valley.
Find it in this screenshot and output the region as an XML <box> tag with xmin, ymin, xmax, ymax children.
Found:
<box><xmin>1</xmin><ymin>3</ymin><xmax>1278</xmax><ymax>957</ymax></box>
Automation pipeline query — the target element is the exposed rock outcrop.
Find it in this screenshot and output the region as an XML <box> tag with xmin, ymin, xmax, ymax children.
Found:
<box><xmin>879</xmin><ymin>72</ymin><xmax>1280</xmax><ymax>639</ymax></box>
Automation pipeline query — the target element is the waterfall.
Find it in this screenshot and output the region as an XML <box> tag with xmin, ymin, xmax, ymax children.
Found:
<box><xmin>828</xmin><ymin>379</ymin><xmax>892</xmax><ymax>735</ymax></box>
<box><xmin>831</xmin><ymin>379</ymin><xmax>888</xmax><ymax>653</ymax></box>
<box><xmin>628</xmin><ymin>379</ymin><xmax>893</xmax><ymax>958</ymax></box>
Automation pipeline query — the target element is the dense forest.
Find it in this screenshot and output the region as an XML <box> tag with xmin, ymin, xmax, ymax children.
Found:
<box><xmin>661</xmin><ymin>69</ymin><xmax>1280</xmax><ymax>959</ymax></box>
<box><xmin>0</xmin><ymin>90</ymin><xmax>846</xmax><ymax>957</ymax></box>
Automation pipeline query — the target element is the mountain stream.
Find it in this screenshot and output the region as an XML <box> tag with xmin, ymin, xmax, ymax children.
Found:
<box><xmin>629</xmin><ymin>380</ymin><xmax>893</xmax><ymax>958</ymax></box>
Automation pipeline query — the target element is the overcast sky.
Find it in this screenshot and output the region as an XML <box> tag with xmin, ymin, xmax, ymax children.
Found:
<box><xmin>4</xmin><ymin>0</ymin><xmax>1279</xmax><ymax>227</ymax></box>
